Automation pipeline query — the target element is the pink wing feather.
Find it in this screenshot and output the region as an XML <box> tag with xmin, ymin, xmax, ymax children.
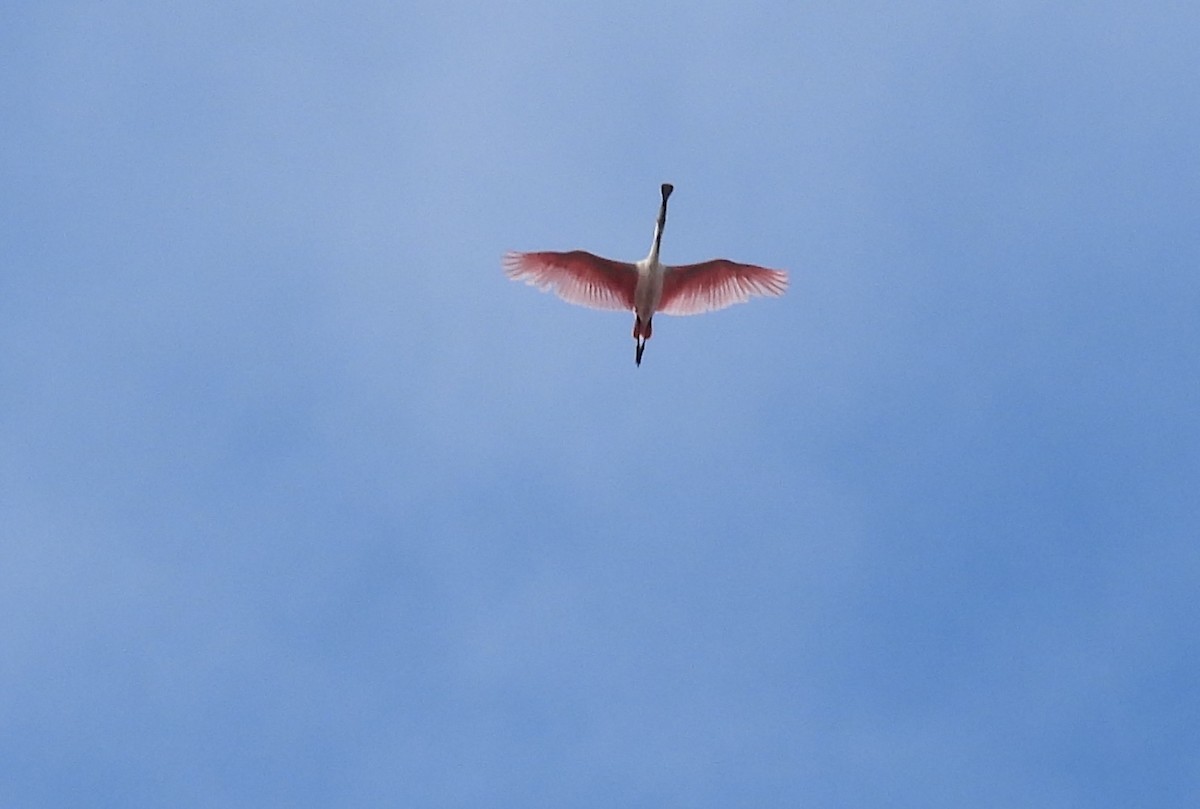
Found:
<box><xmin>658</xmin><ymin>259</ymin><xmax>788</xmax><ymax>316</ymax></box>
<box><xmin>503</xmin><ymin>250</ymin><xmax>638</xmax><ymax>312</ymax></box>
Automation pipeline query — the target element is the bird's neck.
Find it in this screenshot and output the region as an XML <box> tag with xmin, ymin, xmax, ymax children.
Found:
<box><xmin>647</xmin><ymin>225</ymin><xmax>664</xmax><ymax>266</ymax></box>
<box><xmin>647</xmin><ymin>196</ymin><xmax>669</xmax><ymax>265</ymax></box>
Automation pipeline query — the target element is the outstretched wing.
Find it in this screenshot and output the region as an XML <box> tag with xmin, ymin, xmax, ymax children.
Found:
<box><xmin>658</xmin><ymin>259</ymin><xmax>788</xmax><ymax>315</ymax></box>
<box><xmin>503</xmin><ymin>250</ymin><xmax>638</xmax><ymax>312</ymax></box>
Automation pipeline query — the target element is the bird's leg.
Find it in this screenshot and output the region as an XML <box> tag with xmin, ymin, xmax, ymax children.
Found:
<box><xmin>644</xmin><ymin>318</ymin><xmax>652</xmax><ymax>339</ymax></box>
<box><xmin>633</xmin><ymin>316</ymin><xmax>650</xmax><ymax>365</ymax></box>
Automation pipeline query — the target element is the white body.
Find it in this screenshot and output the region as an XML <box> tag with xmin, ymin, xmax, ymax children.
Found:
<box><xmin>633</xmin><ymin>258</ymin><xmax>665</xmax><ymax>327</ymax></box>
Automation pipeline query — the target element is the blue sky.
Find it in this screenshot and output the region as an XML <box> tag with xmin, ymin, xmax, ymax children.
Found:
<box><xmin>3</xmin><ymin>1</ymin><xmax>1198</xmax><ymax>805</ymax></box>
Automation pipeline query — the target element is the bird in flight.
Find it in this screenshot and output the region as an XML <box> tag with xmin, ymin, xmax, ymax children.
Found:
<box><xmin>504</xmin><ymin>183</ymin><xmax>788</xmax><ymax>366</ymax></box>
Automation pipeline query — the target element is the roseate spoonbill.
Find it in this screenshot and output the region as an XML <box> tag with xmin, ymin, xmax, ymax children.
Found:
<box><xmin>504</xmin><ymin>183</ymin><xmax>788</xmax><ymax>366</ymax></box>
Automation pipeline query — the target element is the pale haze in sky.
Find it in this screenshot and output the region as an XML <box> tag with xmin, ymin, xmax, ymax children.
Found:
<box><xmin>3</xmin><ymin>2</ymin><xmax>1198</xmax><ymax>806</ymax></box>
